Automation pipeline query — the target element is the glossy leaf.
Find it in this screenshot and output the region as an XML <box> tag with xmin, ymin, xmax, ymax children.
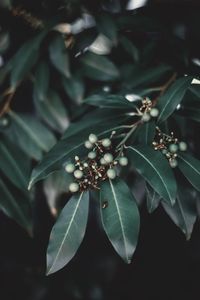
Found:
<box><xmin>34</xmin><ymin>61</ymin><xmax>50</xmax><ymax>101</ymax></box>
<box><xmin>0</xmin><ymin>177</ymin><xmax>32</xmax><ymax>233</ymax></box>
<box><xmin>49</xmin><ymin>34</ymin><xmax>70</xmax><ymax>78</ymax></box>
<box><xmin>138</xmin><ymin>121</ymin><xmax>156</xmax><ymax>145</ymax></box>
<box><xmin>146</xmin><ymin>183</ymin><xmax>161</xmax><ymax>213</ymax></box>
<box><xmin>162</xmin><ymin>186</ymin><xmax>197</xmax><ymax>239</ymax></box>
<box><xmin>100</xmin><ymin>178</ymin><xmax>140</xmax><ymax>263</ymax></box>
<box><xmin>83</xmin><ymin>94</ymin><xmax>136</xmax><ymax>109</ymax></box>
<box><xmin>96</xmin><ymin>13</ymin><xmax>117</xmax><ymax>43</ymax></box>
<box><xmin>0</xmin><ymin>138</ymin><xmax>30</xmax><ymax>190</ymax></box>
<box><xmin>62</xmin><ymin>76</ymin><xmax>85</xmax><ymax>103</ymax></box>
<box><xmin>80</xmin><ymin>52</ymin><xmax>119</xmax><ymax>81</ymax></box>
<box><xmin>178</xmin><ymin>153</ymin><xmax>200</xmax><ymax>191</ymax></box>
<box><xmin>46</xmin><ymin>191</ymin><xmax>89</xmax><ymax>275</ymax></box>
<box><xmin>127</xmin><ymin>145</ymin><xmax>177</xmax><ymax>204</ymax></box>
<box><xmin>119</xmin><ymin>36</ymin><xmax>139</xmax><ymax>62</ymax></box>
<box><xmin>157</xmin><ymin>76</ymin><xmax>192</xmax><ymax>123</ymax></box>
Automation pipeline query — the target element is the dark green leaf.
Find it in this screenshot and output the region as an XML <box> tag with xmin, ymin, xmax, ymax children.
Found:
<box><xmin>189</xmin><ymin>84</ymin><xmax>200</xmax><ymax>99</ymax></box>
<box><xmin>49</xmin><ymin>34</ymin><xmax>70</xmax><ymax>78</ymax></box>
<box><xmin>127</xmin><ymin>145</ymin><xmax>177</xmax><ymax>204</ymax></box>
<box><xmin>80</xmin><ymin>52</ymin><xmax>119</xmax><ymax>81</ymax></box>
<box><xmin>119</xmin><ymin>36</ymin><xmax>139</xmax><ymax>62</ymax></box>
<box><xmin>137</xmin><ymin>121</ymin><xmax>156</xmax><ymax>145</ymax></box>
<box><xmin>83</xmin><ymin>94</ymin><xmax>136</xmax><ymax>109</ymax></box>
<box><xmin>34</xmin><ymin>61</ymin><xmax>50</xmax><ymax>101</ymax></box>
<box><xmin>46</xmin><ymin>191</ymin><xmax>89</xmax><ymax>275</ymax></box>
<box><xmin>178</xmin><ymin>153</ymin><xmax>200</xmax><ymax>191</ymax></box>
<box><xmin>0</xmin><ymin>178</ymin><xmax>32</xmax><ymax>233</ymax></box>
<box><xmin>62</xmin><ymin>76</ymin><xmax>85</xmax><ymax>103</ymax></box>
<box><xmin>146</xmin><ymin>183</ymin><xmax>161</xmax><ymax>213</ymax></box>
<box><xmin>100</xmin><ymin>178</ymin><xmax>140</xmax><ymax>263</ymax></box>
<box><xmin>157</xmin><ymin>76</ymin><xmax>192</xmax><ymax>123</ymax></box>
<box><xmin>0</xmin><ymin>138</ymin><xmax>30</xmax><ymax>190</ymax></box>
<box><xmin>162</xmin><ymin>186</ymin><xmax>197</xmax><ymax>239</ymax></box>
<box><xmin>96</xmin><ymin>13</ymin><xmax>118</xmax><ymax>43</ymax></box>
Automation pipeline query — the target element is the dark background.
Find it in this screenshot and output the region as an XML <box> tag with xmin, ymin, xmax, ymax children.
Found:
<box><xmin>1</xmin><ymin>1</ymin><xmax>200</xmax><ymax>299</ymax></box>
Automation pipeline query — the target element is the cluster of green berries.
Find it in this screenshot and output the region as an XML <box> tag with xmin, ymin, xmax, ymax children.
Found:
<box><xmin>65</xmin><ymin>133</ymin><xmax>128</xmax><ymax>193</ymax></box>
<box><xmin>153</xmin><ymin>127</ymin><xmax>187</xmax><ymax>168</ymax></box>
<box><xmin>139</xmin><ymin>98</ymin><xmax>159</xmax><ymax>122</ymax></box>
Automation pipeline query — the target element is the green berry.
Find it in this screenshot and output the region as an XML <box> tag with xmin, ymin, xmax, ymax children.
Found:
<box><xmin>65</xmin><ymin>163</ymin><xmax>75</xmax><ymax>173</ymax></box>
<box><xmin>74</xmin><ymin>170</ymin><xmax>83</xmax><ymax>179</ymax></box>
<box><xmin>150</xmin><ymin>108</ymin><xmax>159</xmax><ymax>118</ymax></box>
<box><xmin>69</xmin><ymin>182</ymin><xmax>79</xmax><ymax>193</ymax></box>
<box><xmin>162</xmin><ymin>149</ymin><xmax>168</xmax><ymax>155</ymax></box>
<box><xmin>142</xmin><ymin>113</ymin><xmax>151</xmax><ymax>122</ymax></box>
<box><xmin>104</xmin><ymin>153</ymin><xmax>113</xmax><ymax>163</ymax></box>
<box><xmin>119</xmin><ymin>156</ymin><xmax>128</xmax><ymax>166</ymax></box>
<box><xmin>179</xmin><ymin>141</ymin><xmax>187</xmax><ymax>151</ymax></box>
<box><xmin>100</xmin><ymin>158</ymin><xmax>107</xmax><ymax>165</ymax></box>
<box><xmin>88</xmin><ymin>151</ymin><xmax>96</xmax><ymax>159</ymax></box>
<box><xmin>169</xmin><ymin>159</ymin><xmax>178</xmax><ymax>168</ymax></box>
<box><xmin>89</xmin><ymin>133</ymin><xmax>98</xmax><ymax>144</ymax></box>
<box><xmin>84</xmin><ymin>140</ymin><xmax>93</xmax><ymax>149</ymax></box>
<box><xmin>102</xmin><ymin>138</ymin><xmax>111</xmax><ymax>148</ymax></box>
<box><xmin>107</xmin><ymin>168</ymin><xmax>116</xmax><ymax>179</ymax></box>
<box><xmin>169</xmin><ymin>143</ymin><xmax>179</xmax><ymax>153</ymax></box>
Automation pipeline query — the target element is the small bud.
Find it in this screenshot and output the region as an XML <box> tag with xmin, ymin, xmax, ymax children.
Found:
<box><xmin>107</xmin><ymin>168</ymin><xmax>117</xmax><ymax>179</ymax></box>
<box><xmin>65</xmin><ymin>163</ymin><xmax>75</xmax><ymax>173</ymax></box>
<box><xmin>102</xmin><ymin>138</ymin><xmax>111</xmax><ymax>148</ymax></box>
<box><xmin>84</xmin><ymin>140</ymin><xmax>93</xmax><ymax>149</ymax></box>
<box><xmin>104</xmin><ymin>153</ymin><xmax>113</xmax><ymax>163</ymax></box>
<box><xmin>83</xmin><ymin>162</ymin><xmax>88</xmax><ymax>167</ymax></box>
<box><xmin>150</xmin><ymin>108</ymin><xmax>159</xmax><ymax>118</ymax></box>
<box><xmin>89</xmin><ymin>133</ymin><xmax>98</xmax><ymax>144</ymax></box>
<box><xmin>119</xmin><ymin>156</ymin><xmax>128</xmax><ymax>166</ymax></box>
<box><xmin>169</xmin><ymin>144</ymin><xmax>179</xmax><ymax>153</ymax></box>
<box><xmin>142</xmin><ymin>113</ymin><xmax>151</xmax><ymax>122</ymax></box>
<box><xmin>74</xmin><ymin>170</ymin><xmax>83</xmax><ymax>179</ymax></box>
<box><xmin>169</xmin><ymin>159</ymin><xmax>178</xmax><ymax>168</ymax></box>
<box><xmin>179</xmin><ymin>141</ymin><xmax>187</xmax><ymax>152</ymax></box>
<box><xmin>88</xmin><ymin>151</ymin><xmax>97</xmax><ymax>159</ymax></box>
<box><xmin>69</xmin><ymin>182</ymin><xmax>79</xmax><ymax>193</ymax></box>
<box><xmin>100</xmin><ymin>158</ymin><xmax>107</xmax><ymax>165</ymax></box>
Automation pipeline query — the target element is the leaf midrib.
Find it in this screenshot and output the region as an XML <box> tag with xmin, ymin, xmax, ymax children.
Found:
<box><xmin>179</xmin><ymin>155</ymin><xmax>200</xmax><ymax>176</ymax></box>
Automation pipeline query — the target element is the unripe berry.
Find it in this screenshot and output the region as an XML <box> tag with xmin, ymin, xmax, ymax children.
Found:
<box><xmin>107</xmin><ymin>168</ymin><xmax>117</xmax><ymax>179</ymax></box>
<box><xmin>88</xmin><ymin>151</ymin><xmax>96</xmax><ymax>159</ymax></box>
<box><xmin>104</xmin><ymin>153</ymin><xmax>113</xmax><ymax>163</ymax></box>
<box><xmin>169</xmin><ymin>143</ymin><xmax>179</xmax><ymax>153</ymax></box>
<box><xmin>162</xmin><ymin>149</ymin><xmax>168</xmax><ymax>155</ymax></box>
<box><xmin>100</xmin><ymin>158</ymin><xmax>107</xmax><ymax>165</ymax></box>
<box><xmin>89</xmin><ymin>133</ymin><xmax>98</xmax><ymax>144</ymax></box>
<box><xmin>84</xmin><ymin>140</ymin><xmax>93</xmax><ymax>149</ymax></box>
<box><xmin>150</xmin><ymin>108</ymin><xmax>159</xmax><ymax>118</ymax></box>
<box><xmin>119</xmin><ymin>156</ymin><xmax>128</xmax><ymax>166</ymax></box>
<box><xmin>69</xmin><ymin>182</ymin><xmax>79</xmax><ymax>193</ymax></box>
<box><xmin>102</xmin><ymin>138</ymin><xmax>111</xmax><ymax>148</ymax></box>
<box><xmin>169</xmin><ymin>159</ymin><xmax>178</xmax><ymax>168</ymax></box>
<box><xmin>74</xmin><ymin>170</ymin><xmax>83</xmax><ymax>179</ymax></box>
<box><xmin>179</xmin><ymin>141</ymin><xmax>187</xmax><ymax>151</ymax></box>
<box><xmin>142</xmin><ymin>113</ymin><xmax>151</xmax><ymax>122</ymax></box>
<box><xmin>65</xmin><ymin>163</ymin><xmax>75</xmax><ymax>173</ymax></box>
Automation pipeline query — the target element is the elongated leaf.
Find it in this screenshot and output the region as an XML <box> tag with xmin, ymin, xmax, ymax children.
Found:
<box><xmin>127</xmin><ymin>145</ymin><xmax>177</xmax><ymax>204</ymax></box>
<box><xmin>178</xmin><ymin>153</ymin><xmax>200</xmax><ymax>191</ymax></box>
<box><xmin>162</xmin><ymin>186</ymin><xmax>197</xmax><ymax>239</ymax></box>
<box><xmin>83</xmin><ymin>94</ymin><xmax>136</xmax><ymax>109</ymax></box>
<box><xmin>100</xmin><ymin>178</ymin><xmax>140</xmax><ymax>263</ymax></box>
<box><xmin>46</xmin><ymin>191</ymin><xmax>89</xmax><ymax>275</ymax></box>
<box><xmin>0</xmin><ymin>138</ymin><xmax>30</xmax><ymax>190</ymax></box>
<box><xmin>96</xmin><ymin>13</ymin><xmax>117</xmax><ymax>43</ymax></box>
<box><xmin>80</xmin><ymin>52</ymin><xmax>119</xmax><ymax>81</ymax></box>
<box><xmin>34</xmin><ymin>61</ymin><xmax>50</xmax><ymax>101</ymax></box>
<box><xmin>6</xmin><ymin>111</ymin><xmax>56</xmax><ymax>160</ymax></box>
<box><xmin>138</xmin><ymin>121</ymin><xmax>156</xmax><ymax>145</ymax></box>
<box><xmin>190</xmin><ymin>85</ymin><xmax>200</xmax><ymax>99</ymax></box>
<box><xmin>157</xmin><ymin>76</ymin><xmax>192</xmax><ymax>123</ymax></box>
<box><xmin>0</xmin><ymin>178</ymin><xmax>32</xmax><ymax>233</ymax></box>
<box><xmin>119</xmin><ymin>36</ymin><xmax>139</xmax><ymax>62</ymax></box>
<box><xmin>181</xmin><ymin>105</ymin><xmax>200</xmax><ymax>122</ymax></box>
<box><xmin>146</xmin><ymin>183</ymin><xmax>161</xmax><ymax>213</ymax></box>
<box><xmin>49</xmin><ymin>34</ymin><xmax>70</xmax><ymax>78</ymax></box>
<box><xmin>62</xmin><ymin>76</ymin><xmax>85</xmax><ymax>103</ymax></box>
<box><xmin>34</xmin><ymin>89</ymin><xmax>69</xmax><ymax>133</ymax></box>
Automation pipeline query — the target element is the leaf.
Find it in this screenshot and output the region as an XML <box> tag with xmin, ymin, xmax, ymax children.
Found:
<box><xmin>62</xmin><ymin>76</ymin><xmax>85</xmax><ymax>104</ymax></box>
<box><xmin>180</xmin><ymin>105</ymin><xmax>200</xmax><ymax>122</ymax></box>
<box><xmin>80</xmin><ymin>52</ymin><xmax>120</xmax><ymax>81</ymax></box>
<box><xmin>119</xmin><ymin>36</ymin><xmax>139</xmax><ymax>62</ymax></box>
<box><xmin>178</xmin><ymin>153</ymin><xmax>200</xmax><ymax>191</ymax></box>
<box><xmin>10</xmin><ymin>32</ymin><xmax>45</xmax><ymax>89</ymax></box>
<box><xmin>157</xmin><ymin>76</ymin><xmax>192</xmax><ymax>123</ymax></box>
<box><xmin>83</xmin><ymin>94</ymin><xmax>136</xmax><ymax>109</ymax></box>
<box><xmin>0</xmin><ymin>177</ymin><xmax>32</xmax><ymax>233</ymax></box>
<box><xmin>6</xmin><ymin>111</ymin><xmax>56</xmax><ymax>160</ymax></box>
<box><xmin>127</xmin><ymin>145</ymin><xmax>177</xmax><ymax>204</ymax></box>
<box><xmin>96</xmin><ymin>13</ymin><xmax>118</xmax><ymax>43</ymax></box>
<box><xmin>0</xmin><ymin>138</ymin><xmax>30</xmax><ymax>190</ymax></box>
<box><xmin>49</xmin><ymin>34</ymin><xmax>70</xmax><ymax>78</ymax></box>
<box><xmin>34</xmin><ymin>89</ymin><xmax>69</xmax><ymax>133</ymax></box>
<box><xmin>34</xmin><ymin>61</ymin><xmax>50</xmax><ymax>101</ymax></box>
<box><xmin>46</xmin><ymin>191</ymin><xmax>89</xmax><ymax>275</ymax></box>
<box><xmin>137</xmin><ymin>121</ymin><xmax>156</xmax><ymax>145</ymax></box>
<box><xmin>100</xmin><ymin>178</ymin><xmax>140</xmax><ymax>263</ymax></box>
<box><xmin>189</xmin><ymin>84</ymin><xmax>200</xmax><ymax>99</ymax></box>
<box><xmin>162</xmin><ymin>186</ymin><xmax>197</xmax><ymax>240</ymax></box>
<box><xmin>146</xmin><ymin>183</ymin><xmax>161</xmax><ymax>213</ymax></box>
